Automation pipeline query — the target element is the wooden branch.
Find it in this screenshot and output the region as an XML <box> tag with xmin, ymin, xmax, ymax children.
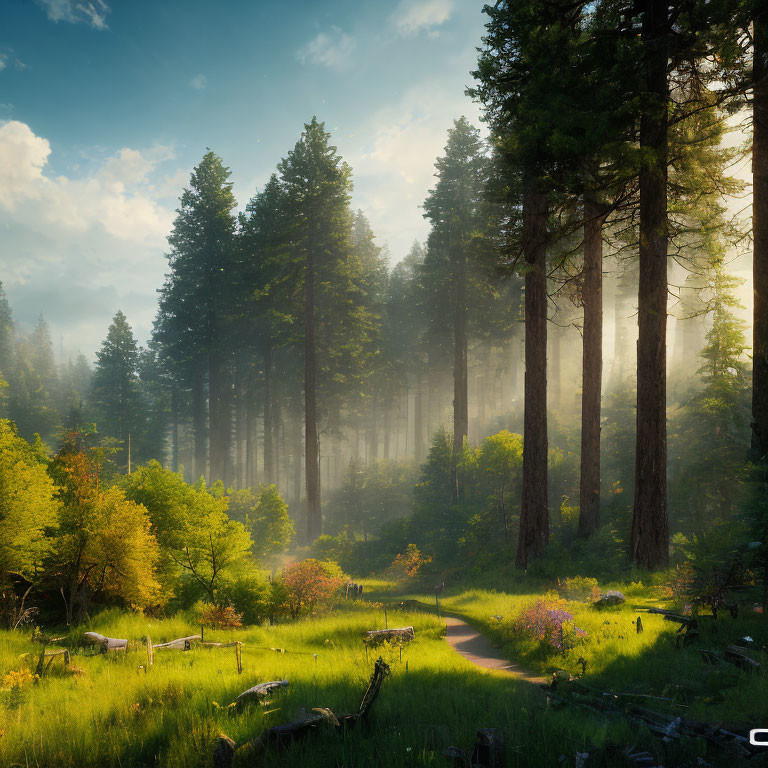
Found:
<box><xmin>725</xmin><ymin>645</ymin><xmax>761</xmax><ymax>672</ymax></box>
<box><xmin>235</xmin><ymin>679</ymin><xmax>289</xmax><ymax>708</ymax></box>
<box><xmin>152</xmin><ymin>634</ymin><xmax>201</xmax><ymax>650</ymax></box>
<box><xmin>215</xmin><ymin>658</ymin><xmax>391</xmax><ymax>767</ymax></box>
<box><xmin>83</xmin><ymin>632</ymin><xmax>127</xmax><ymax>651</ymax></box>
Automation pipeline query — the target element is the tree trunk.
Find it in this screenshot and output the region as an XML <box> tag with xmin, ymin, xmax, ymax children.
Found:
<box><xmin>192</xmin><ymin>366</ymin><xmax>207</xmax><ymax>482</ymax></box>
<box><xmin>752</xmin><ymin>17</ymin><xmax>768</xmax><ymax>460</ymax></box>
<box><xmin>305</xmin><ymin>253</ymin><xmax>321</xmax><ymax>542</ymax></box>
<box><xmin>453</xmin><ymin>251</ymin><xmax>469</xmax><ymax>489</ymax></box>
<box><xmin>578</xmin><ymin>194</ymin><xmax>604</xmax><ymax>538</ymax></box>
<box><xmin>516</xmin><ymin>171</ymin><xmax>549</xmax><ymax>570</ymax></box>
<box><xmin>631</xmin><ymin>0</ymin><xmax>669</xmax><ymax>570</ymax></box>
<box><xmin>263</xmin><ymin>343</ymin><xmax>275</xmax><ymax>483</ymax></box>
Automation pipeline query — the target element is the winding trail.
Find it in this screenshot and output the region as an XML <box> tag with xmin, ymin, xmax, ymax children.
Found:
<box><xmin>443</xmin><ymin>615</ymin><xmax>547</xmax><ymax>684</ymax></box>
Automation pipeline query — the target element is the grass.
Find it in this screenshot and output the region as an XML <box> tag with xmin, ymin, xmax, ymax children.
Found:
<box><xmin>0</xmin><ymin>603</ymin><xmax>646</xmax><ymax>768</ymax></box>
<box><xmin>381</xmin><ymin>580</ymin><xmax>768</xmax><ymax>730</ymax></box>
<box><xmin>1</xmin><ymin>592</ymin><xmax>766</xmax><ymax>767</ymax></box>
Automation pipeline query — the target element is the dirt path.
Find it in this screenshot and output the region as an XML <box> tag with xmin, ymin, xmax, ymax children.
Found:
<box><xmin>444</xmin><ymin>615</ymin><xmax>547</xmax><ymax>684</ymax></box>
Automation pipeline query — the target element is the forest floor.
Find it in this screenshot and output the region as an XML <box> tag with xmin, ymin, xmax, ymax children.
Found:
<box><xmin>366</xmin><ymin>578</ymin><xmax>768</xmax><ymax>764</ymax></box>
<box><xmin>0</xmin><ymin>595</ymin><xmax>766</xmax><ymax>767</ymax></box>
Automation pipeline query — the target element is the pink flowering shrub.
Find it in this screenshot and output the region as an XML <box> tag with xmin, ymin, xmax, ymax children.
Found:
<box><xmin>514</xmin><ymin>599</ymin><xmax>587</xmax><ymax>651</ymax></box>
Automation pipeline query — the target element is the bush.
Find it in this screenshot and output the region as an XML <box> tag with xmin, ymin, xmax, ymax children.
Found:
<box><xmin>386</xmin><ymin>544</ymin><xmax>432</xmax><ymax>582</ymax></box>
<box><xmin>279</xmin><ymin>559</ymin><xmax>346</xmax><ymax>618</ymax></box>
<box><xmin>217</xmin><ymin>570</ymin><xmax>271</xmax><ymax>625</ymax></box>
<box><xmin>514</xmin><ymin>598</ymin><xmax>587</xmax><ymax>652</ymax></box>
<box><xmin>198</xmin><ymin>603</ymin><xmax>243</xmax><ymax>629</ymax></box>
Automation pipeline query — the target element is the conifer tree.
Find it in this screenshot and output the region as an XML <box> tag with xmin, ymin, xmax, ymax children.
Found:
<box><xmin>9</xmin><ymin>315</ymin><xmax>60</xmax><ymax>442</ymax></box>
<box><xmin>423</xmin><ymin>118</ymin><xmax>490</xmax><ymax>476</ymax></box>
<box><xmin>91</xmin><ymin>311</ymin><xmax>144</xmax><ymax>470</ymax></box>
<box><xmin>159</xmin><ymin>151</ymin><xmax>238</xmax><ymax>485</ymax></box>
<box><xmin>277</xmin><ymin>118</ymin><xmax>356</xmax><ymax>541</ymax></box>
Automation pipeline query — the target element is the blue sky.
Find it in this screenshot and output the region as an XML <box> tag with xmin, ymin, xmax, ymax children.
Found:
<box><xmin>0</xmin><ymin>0</ymin><xmax>486</xmax><ymax>359</ymax></box>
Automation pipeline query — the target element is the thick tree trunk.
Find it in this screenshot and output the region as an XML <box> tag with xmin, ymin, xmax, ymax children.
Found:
<box><xmin>752</xmin><ymin>18</ymin><xmax>768</xmax><ymax>460</ymax></box>
<box><xmin>263</xmin><ymin>343</ymin><xmax>275</xmax><ymax>483</ymax></box>
<box><xmin>305</xmin><ymin>254</ymin><xmax>321</xmax><ymax>542</ymax></box>
<box><xmin>578</xmin><ymin>194</ymin><xmax>604</xmax><ymax>538</ymax></box>
<box><xmin>516</xmin><ymin>172</ymin><xmax>549</xmax><ymax>569</ymax></box>
<box><xmin>453</xmin><ymin>255</ymin><xmax>469</xmax><ymax>459</ymax></box>
<box><xmin>192</xmin><ymin>367</ymin><xmax>207</xmax><ymax>482</ymax></box>
<box><xmin>631</xmin><ymin>0</ymin><xmax>669</xmax><ymax>569</ymax></box>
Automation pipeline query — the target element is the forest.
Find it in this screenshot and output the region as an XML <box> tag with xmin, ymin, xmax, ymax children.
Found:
<box><xmin>0</xmin><ymin>0</ymin><xmax>767</xmax><ymax>766</ymax></box>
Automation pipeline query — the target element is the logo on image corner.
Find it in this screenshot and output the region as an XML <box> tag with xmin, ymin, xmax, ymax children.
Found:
<box><xmin>750</xmin><ymin>729</ymin><xmax>768</xmax><ymax>747</ymax></box>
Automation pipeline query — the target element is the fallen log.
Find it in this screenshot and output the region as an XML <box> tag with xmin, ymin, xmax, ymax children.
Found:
<box><xmin>364</xmin><ymin>626</ymin><xmax>414</xmax><ymax>644</ymax></box>
<box><xmin>214</xmin><ymin>658</ymin><xmax>391</xmax><ymax>767</ymax></box>
<box><xmin>83</xmin><ymin>632</ymin><xmax>127</xmax><ymax>652</ymax></box>
<box><xmin>644</xmin><ymin>607</ymin><xmax>694</xmax><ymax>625</ymax></box>
<box><xmin>724</xmin><ymin>645</ymin><xmax>761</xmax><ymax>672</ymax></box>
<box><xmin>234</xmin><ymin>679</ymin><xmax>289</xmax><ymax>708</ymax></box>
<box><xmin>202</xmin><ymin>641</ymin><xmax>241</xmax><ymax>648</ymax></box>
<box><xmin>152</xmin><ymin>634</ymin><xmax>200</xmax><ymax>650</ymax></box>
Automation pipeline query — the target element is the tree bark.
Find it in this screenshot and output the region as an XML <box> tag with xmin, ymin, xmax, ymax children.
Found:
<box><xmin>752</xmin><ymin>17</ymin><xmax>768</xmax><ymax>460</ymax></box>
<box><xmin>516</xmin><ymin>171</ymin><xmax>549</xmax><ymax>569</ymax></box>
<box><xmin>305</xmin><ymin>252</ymin><xmax>321</xmax><ymax>542</ymax></box>
<box><xmin>192</xmin><ymin>366</ymin><xmax>207</xmax><ymax>482</ymax></box>
<box><xmin>578</xmin><ymin>194</ymin><xmax>604</xmax><ymax>538</ymax></box>
<box><xmin>631</xmin><ymin>0</ymin><xmax>669</xmax><ymax>570</ymax></box>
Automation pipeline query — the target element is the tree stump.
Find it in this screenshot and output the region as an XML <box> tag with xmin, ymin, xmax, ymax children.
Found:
<box><xmin>471</xmin><ymin>728</ymin><xmax>504</xmax><ymax>768</ymax></box>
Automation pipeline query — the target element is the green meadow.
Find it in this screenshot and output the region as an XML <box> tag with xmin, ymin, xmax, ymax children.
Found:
<box><xmin>1</xmin><ymin>592</ymin><xmax>766</xmax><ymax>768</ymax></box>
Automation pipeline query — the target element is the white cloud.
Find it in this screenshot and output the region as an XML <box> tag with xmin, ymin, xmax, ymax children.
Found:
<box><xmin>189</xmin><ymin>73</ymin><xmax>207</xmax><ymax>91</ymax></box>
<box><xmin>0</xmin><ymin>121</ymin><xmax>173</xmax><ymax>243</ymax></box>
<box><xmin>0</xmin><ymin>55</ymin><xmax>6</xmax><ymax>72</ymax></box>
<box><xmin>297</xmin><ymin>27</ymin><xmax>356</xmax><ymax>71</ymax></box>
<box><xmin>0</xmin><ymin>121</ymin><xmax>181</xmax><ymax>357</ymax></box>
<box><xmin>391</xmin><ymin>0</ymin><xmax>454</xmax><ymax>36</ymax></box>
<box><xmin>36</xmin><ymin>0</ymin><xmax>110</xmax><ymax>30</ymax></box>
